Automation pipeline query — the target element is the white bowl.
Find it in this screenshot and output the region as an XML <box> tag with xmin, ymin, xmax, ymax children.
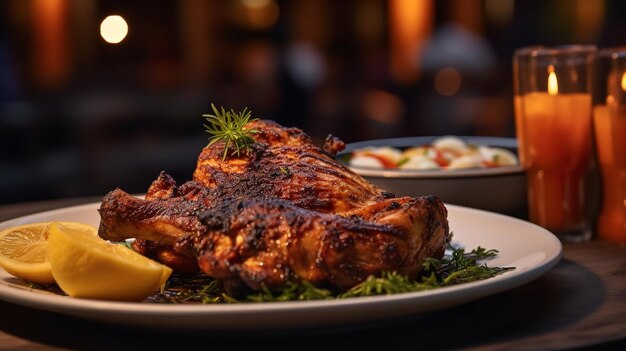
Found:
<box><xmin>341</xmin><ymin>136</ymin><xmax>528</xmax><ymax>217</ymax></box>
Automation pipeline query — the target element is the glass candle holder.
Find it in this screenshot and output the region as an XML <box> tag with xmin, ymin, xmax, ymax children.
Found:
<box><xmin>592</xmin><ymin>48</ymin><xmax>626</xmax><ymax>243</ymax></box>
<box><xmin>513</xmin><ymin>45</ymin><xmax>596</xmax><ymax>242</ymax></box>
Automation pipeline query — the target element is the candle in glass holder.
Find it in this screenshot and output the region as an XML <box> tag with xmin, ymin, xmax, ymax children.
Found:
<box><xmin>594</xmin><ymin>104</ymin><xmax>626</xmax><ymax>242</ymax></box>
<box><xmin>514</xmin><ymin>46</ymin><xmax>595</xmax><ymax>242</ymax></box>
<box><xmin>592</xmin><ymin>49</ymin><xmax>626</xmax><ymax>243</ymax></box>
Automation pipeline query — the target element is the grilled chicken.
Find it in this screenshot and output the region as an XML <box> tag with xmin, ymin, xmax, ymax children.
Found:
<box><xmin>191</xmin><ymin>120</ymin><xmax>390</xmax><ymax>214</ymax></box>
<box><xmin>98</xmin><ymin>120</ymin><xmax>449</xmax><ymax>291</ymax></box>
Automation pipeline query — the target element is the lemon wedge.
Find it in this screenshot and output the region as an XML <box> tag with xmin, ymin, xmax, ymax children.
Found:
<box><xmin>47</xmin><ymin>222</ymin><xmax>172</xmax><ymax>301</ymax></box>
<box><xmin>0</xmin><ymin>222</ymin><xmax>59</xmax><ymax>284</ymax></box>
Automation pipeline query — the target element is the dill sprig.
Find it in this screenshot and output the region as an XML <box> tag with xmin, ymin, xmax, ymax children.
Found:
<box><xmin>202</xmin><ymin>104</ymin><xmax>258</xmax><ymax>160</ymax></box>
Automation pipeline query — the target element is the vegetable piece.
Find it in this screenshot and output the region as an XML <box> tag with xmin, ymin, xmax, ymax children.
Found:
<box><xmin>479</xmin><ymin>146</ymin><xmax>519</xmax><ymax>167</ymax></box>
<box><xmin>350</xmin><ymin>146</ymin><xmax>403</xmax><ymax>168</ymax></box>
<box><xmin>448</xmin><ymin>154</ymin><xmax>483</xmax><ymax>169</ymax></box>
<box><xmin>349</xmin><ymin>155</ymin><xmax>385</xmax><ymax>168</ymax></box>
<box><xmin>399</xmin><ymin>155</ymin><xmax>440</xmax><ymax>170</ymax></box>
<box><xmin>432</xmin><ymin>136</ymin><xmax>467</xmax><ymax>155</ymax></box>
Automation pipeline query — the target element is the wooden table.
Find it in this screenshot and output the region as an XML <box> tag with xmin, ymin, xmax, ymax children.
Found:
<box><xmin>0</xmin><ymin>198</ymin><xmax>625</xmax><ymax>351</ymax></box>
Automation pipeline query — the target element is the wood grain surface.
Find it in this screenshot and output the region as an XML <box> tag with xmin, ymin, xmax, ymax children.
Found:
<box><xmin>0</xmin><ymin>199</ymin><xmax>625</xmax><ymax>351</ymax></box>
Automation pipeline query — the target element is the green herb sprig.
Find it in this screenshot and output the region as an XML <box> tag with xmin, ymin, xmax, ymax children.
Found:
<box><xmin>245</xmin><ymin>281</ymin><xmax>334</xmax><ymax>302</ymax></box>
<box><xmin>202</xmin><ymin>104</ymin><xmax>258</xmax><ymax>160</ymax></box>
<box><xmin>145</xmin><ymin>245</ymin><xmax>514</xmax><ymax>303</ymax></box>
<box><xmin>340</xmin><ymin>245</ymin><xmax>512</xmax><ymax>298</ymax></box>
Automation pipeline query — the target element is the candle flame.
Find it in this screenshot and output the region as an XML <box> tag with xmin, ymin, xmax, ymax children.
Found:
<box><xmin>622</xmin><ymin>71</ymin><xmax>626</xmax><ymax>92</ymax></box>
<box><xmin>547</xmin><ymin>65</ymin><xmax>558</xmax><ymax>96</ymax></box>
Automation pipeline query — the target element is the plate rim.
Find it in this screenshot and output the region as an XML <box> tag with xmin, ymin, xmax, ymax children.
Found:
<box><xmin>0</xmin><ymin>202</ymin><xmax>562</xmax><ymax>330</ymax></box>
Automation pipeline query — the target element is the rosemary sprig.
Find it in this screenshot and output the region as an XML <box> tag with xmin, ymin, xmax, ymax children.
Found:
<box><xmin>202</xmin><ymin>104</ymin><xmax>258</xmax><ymax>160</ymax></box>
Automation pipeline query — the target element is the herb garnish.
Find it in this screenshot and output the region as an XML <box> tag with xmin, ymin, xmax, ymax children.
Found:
<box><xmin>202</xmin><ymin>104</ymin><xmax>258</xmax><ymax>160</ymax></box>
<box><xmin>144</xmin><ymin>244</ymin><xmax>514</xmax><ymax>303</ymax></box>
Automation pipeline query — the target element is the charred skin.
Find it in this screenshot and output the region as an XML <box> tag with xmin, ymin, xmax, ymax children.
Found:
<box><xmin>131</xmin><ymin>239</ymin><xmax>198</xmax><ymax>275</ymax></box>
<box><xmin>188</xmin><ymin>197</ymin><xmax>447</xmax><ymax>291</ymax></box>
<box><xmin>98</xmin><ymin>119</ymin><xmax>449</xmax><ymax>291</ymax></box>
<box><xmin>192</xmin><ymin>119</ymin><xmax>392</xmax><ymax>214</ymax></box>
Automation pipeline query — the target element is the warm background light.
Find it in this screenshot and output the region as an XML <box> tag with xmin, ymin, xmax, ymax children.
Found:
<box><xmin>574</xmin><ymin>0</ymin><xmax>605</xmax><ymax>42</ymax></box>
<box><xmin>100</xmin><ymin>15</ymin><xmax>128</xmax><ymax>44</ymax></box>
<box><xmin>389</xmin><ymin>0</ymin><xmax>433</xmax><ymax>85</ymax></box>
<box><xmin>621</xmin><ymin>71</ymin><xmax>626</xmax><ymax>91</ymax></box>
<box><xmin>485</xmin><ymin>0</ymin><xmax>514</xmax><ymax>26</ymax></box>
<box><xmin>33</xmin><ymin>0</ymin><xmax>69</xmax><ymax>88</ymax></box>
<box><xmin>434</xmin><ymin>67</ymin><xmax>462</xmax><ymax>96</ymax></box>
<box><xmin>1</xmin><ymin>0</ymin><xmax>624</xmax><ymax>206</ymax></box>
<box><xmin>235</xmin><ymin>0</ymin><xmax>279</xmax><ymax>30</ymax></box>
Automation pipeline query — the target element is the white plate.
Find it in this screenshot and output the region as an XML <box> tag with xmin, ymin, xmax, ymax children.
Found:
<box><xmin>0</xmin><ymin>202</ymin><xmax>562</xmax><ymax>331</ymax></box>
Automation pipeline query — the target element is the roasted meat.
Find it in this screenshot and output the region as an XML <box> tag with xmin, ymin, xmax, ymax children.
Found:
<box><xmin>98</xmin><ymin>119</ymin><xmax>449</xmax><ymax>291</ymax></box>
<box><xmin>191</xmin><ymin>119</ymin><xmax>390</xmax><ymax>214</ymax></box>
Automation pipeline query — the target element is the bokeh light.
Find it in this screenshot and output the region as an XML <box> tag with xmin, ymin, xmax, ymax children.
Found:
<box><xmin>434</xmin><ymin>67</ymin><xmax>462</xmax><ymax>96</ymax></box>
<box><xmin>235</xmin><ymin>0</ymin><xmax>279</xmax><ymax>30</ymax></box>
<box><xmin>100</xmin><ymin>15</ymin><xmax>128</xmax><ymax>44</ymax></box>
<box><xmin>485</xmin><ymin>0</ymin><xmax>514</xmax><ymax>26</ymax></box>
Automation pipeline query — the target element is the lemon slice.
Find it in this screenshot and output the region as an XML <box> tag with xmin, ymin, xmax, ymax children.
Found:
<box><xmin>0</xmin><ymin>222</ymin><xmax>58</xmax><ymax>284</ymax></box>
<box><xmin>47</xmin><ymin>222</ymin><xmax>172</xmax><ymax>301</ymax></box>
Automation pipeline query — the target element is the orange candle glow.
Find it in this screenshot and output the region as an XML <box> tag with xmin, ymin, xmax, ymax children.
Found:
<box><xmin>593</xmin><ymin>72</ymin><xmax>626</xmax><ymax>243</ymax></box>
<box><xmin>32</xmin><ymin>0</ymin><xmax>69</xmax><ymax>88</ymax></box>
<box><xmin>515</xmin><ymin>68</ymin><xmax>593</xmax><ymax>231</ymax></box>
<box><xmin>389</xmin><ymin>0</ymin><xmax>433</xmax><ymax>85</ymax></box>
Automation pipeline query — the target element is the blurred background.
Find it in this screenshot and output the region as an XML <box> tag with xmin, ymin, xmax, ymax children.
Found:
<box><xmin>1</xmin><ymin>0</ymin><xmax>625</xmax><ymax>204</ymax></box>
